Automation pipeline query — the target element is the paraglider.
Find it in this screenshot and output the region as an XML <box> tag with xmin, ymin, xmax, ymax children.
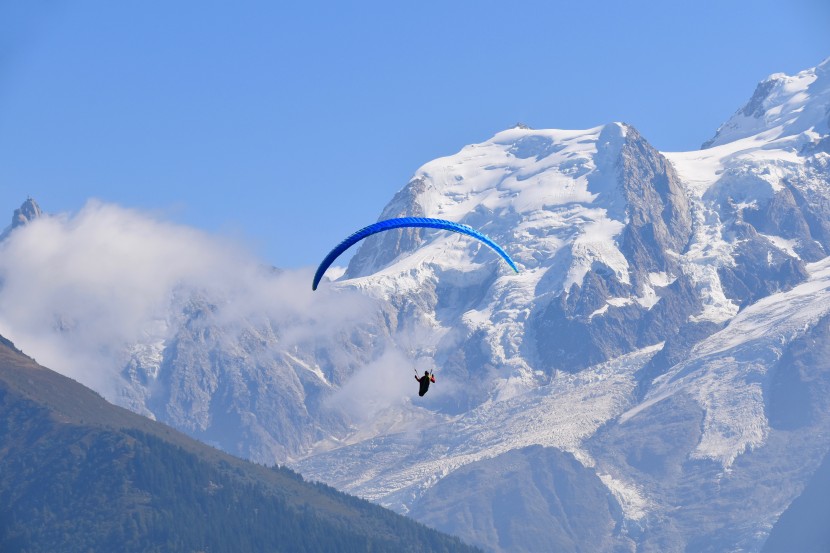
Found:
<box><xmin>415</xmin><ymin>370</ymin><xmax>436</xmax><ymax>397</ymax></box>
<box><xmin>312</xmin><ymin>217</ymin><xmax>518</xmax><ymax>290</ymax></box>
<box><xmin>312</xmin><ymin>216</ymin><xmax>517</xmax><ymax>398</ymax></box>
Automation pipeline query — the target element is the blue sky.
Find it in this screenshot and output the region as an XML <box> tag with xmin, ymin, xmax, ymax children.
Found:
<box><xmin>1</xmin><ymin>0</ymin><xmax>829</xmax><ymax>268</ymax></box>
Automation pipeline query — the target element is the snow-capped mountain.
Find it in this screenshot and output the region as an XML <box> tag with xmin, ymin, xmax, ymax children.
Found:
<box><xmin>2</xmin><ymin>57</ymin><xmax>830</xmax><ymax>552</ymax></box>
<box><xmin>702</xmin><ymin>58</ymin><xmax>830</xmax><ymax>150</ymax></box>
<box><xmin>292</xmin><ymin>57</ymin><xmax>830</xmax><ymax>552</ymax></box>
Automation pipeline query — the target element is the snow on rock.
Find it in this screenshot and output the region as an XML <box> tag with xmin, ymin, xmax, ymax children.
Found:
<box><xmin>626</xmin><ymin>257</ymin><xmax>830</xmax><ymax>467</ymax></box>
<box><xmin>703</xmin><ymin>57</ymin><xmax>830</xmax><ymax>149</ymax></box>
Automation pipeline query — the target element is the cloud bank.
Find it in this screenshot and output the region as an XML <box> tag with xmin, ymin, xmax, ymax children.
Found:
<box><xmin>0</xmin><ymin>200</ymin><xmax>373</xmax><ymax>399</ymax></box>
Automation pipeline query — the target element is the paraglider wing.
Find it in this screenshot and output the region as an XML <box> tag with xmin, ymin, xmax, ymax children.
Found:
<box><xmin>312</xmin><ymin>217</ymin><xmax>518</xmax><ymax>290</ymax></box>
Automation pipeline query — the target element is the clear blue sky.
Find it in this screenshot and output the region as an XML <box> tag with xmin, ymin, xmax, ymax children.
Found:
<box><xmin>1</xmin><ymin>0</ymin><xmax>829</xmax><ymax>268</ymax></box>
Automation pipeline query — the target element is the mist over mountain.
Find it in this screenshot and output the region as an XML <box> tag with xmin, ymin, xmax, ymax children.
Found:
<box><xmin>1</xmin><ymin>57</ymin><xmax>830</xmax><ymax>552</ymax></box>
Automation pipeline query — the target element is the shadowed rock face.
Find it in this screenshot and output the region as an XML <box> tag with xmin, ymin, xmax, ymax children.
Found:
<box><xmin>1</xmin><ymin>198</ymin><xmax>43</xmax><ymax>241</ymax></box>
<box><xmin>765</xmin><ymin>316</ymin><xmax>830</xmax><ymax>432</ymax></box>
<box><xmin>408</xmin><ymin>446</ymin><xmax>632</xmax><ymax>553</ymax></box>
<box><xmin>530</xmin><ymin>127</ymin><xmax>698</xmax><ymax>374</ymax></box>
<box><xmin>344</xmin><ymin>176</ymin><xmax>430</xmax><ymax>280</ymax></box>
<box><xmin>717</xmin><ymin>232</ymin><xmax>808</xmax><ymax>309</ymax></box>
<box><xmin>706</xmin><ymin>171</ymin><xmax>830</xmax><ymax>310</ymax></box>
<box><xmin>761</xmin><ymin>449</ymin><xmax>830</xmax><ymax>553</ymax></box>
<box><xmin>618</xmin><ymin>126</ymin><xmax>692</xmax><ymax>279</ymax></box>
<box><xmin>743</xmin><ymin>186</ymin><xmax>826</xmax><ymax>261</ymax></box>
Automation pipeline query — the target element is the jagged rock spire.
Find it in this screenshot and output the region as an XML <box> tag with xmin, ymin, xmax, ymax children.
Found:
<box><xmin>1</xmin><ymin>197</ymin><xmax>43</xmax><ymax>240</ymax></box>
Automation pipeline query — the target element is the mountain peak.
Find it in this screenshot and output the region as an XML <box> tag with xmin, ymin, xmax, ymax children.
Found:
<box><xmin>14</xmin><ymin>197</ymin><xmax>42</xmax><ymax>225</ymax></box>
<box><xmin>1</xmin><ymin>197</ymin><xmax>43</xmax><ymax>240</ymax></box>
<box><xmin>702</xmin><ymin>58</ymin><xmax>830</xmax><ymax>149</ymax></box>
<box><xmin>343</xmin><ymin>123</ymin><xmax>625</xmax><ymax>283</ymax></box>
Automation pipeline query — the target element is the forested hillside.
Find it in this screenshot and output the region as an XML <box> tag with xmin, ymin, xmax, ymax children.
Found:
<box><xmin>0</xmin><ymin>335</ymin><xmax>479</xmax><ymax>553</ymax></box>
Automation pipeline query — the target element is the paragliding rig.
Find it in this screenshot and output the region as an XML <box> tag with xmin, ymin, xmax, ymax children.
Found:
<box><xmin>415</xmin><ymin>369</ymin><xmax>436</xmax><ymax>397</ymax></box>
<box><xmin>312</xmin><ymin>217</ymin><xmax>519</xmax><ymax>290</ymax></box>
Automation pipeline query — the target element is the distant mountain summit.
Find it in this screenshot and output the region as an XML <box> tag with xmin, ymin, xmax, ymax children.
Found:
<box><xmin>0</xmin><ymin>197</ymin><xmax>42</xmax><ymax>240</ymax></box>
<box><xmin>702</xmin><ymin>56</ymin><xmax>830</xmax><ymax>149</ymax></box>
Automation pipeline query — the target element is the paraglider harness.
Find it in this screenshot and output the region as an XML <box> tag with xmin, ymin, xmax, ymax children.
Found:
<box><xmin>414</xmin><ymin>368</ymin><xmax>436</xmax><ymax>397</ymax></box>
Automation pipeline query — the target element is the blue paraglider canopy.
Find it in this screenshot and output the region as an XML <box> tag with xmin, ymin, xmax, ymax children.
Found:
<box><xmin>312</xmin><ymin>217</ymin><xmax>518</xmax><ymax>290</ymax></box>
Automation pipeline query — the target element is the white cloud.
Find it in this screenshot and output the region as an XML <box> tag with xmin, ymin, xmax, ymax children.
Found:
<box><xmin>0</xmin><ymin>199</ymin><xmax>373</xmax><ymax>398</ymax></box>
<box><xmin>326</xmin><ymin>348</ymin><xmax>414</xmax><ymax>420</ymax></box>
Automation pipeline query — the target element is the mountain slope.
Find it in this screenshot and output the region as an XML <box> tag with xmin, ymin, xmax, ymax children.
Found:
<box><xmin>702</xmin><ymin>57</ymin><xmax>830</xmax><ymax>150</ymax></box>
<box><xmin>409</xmin><ymin>446</ymin><xmax>628</xmax><ymax>553</ymax></box>
<box><xmin>761</xmin><ymin>448</ymin><xmax>830</xmax><ymax>552</ymax></box>
<box><xmin>589</xmin><ymin>257</ymin><xmax>830</xmax><ymax>551</ymax></box>
<box><xmin>0</xmin><ymin>335</ymin><xmax>480</xmax><ymax>553</ymax></box>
